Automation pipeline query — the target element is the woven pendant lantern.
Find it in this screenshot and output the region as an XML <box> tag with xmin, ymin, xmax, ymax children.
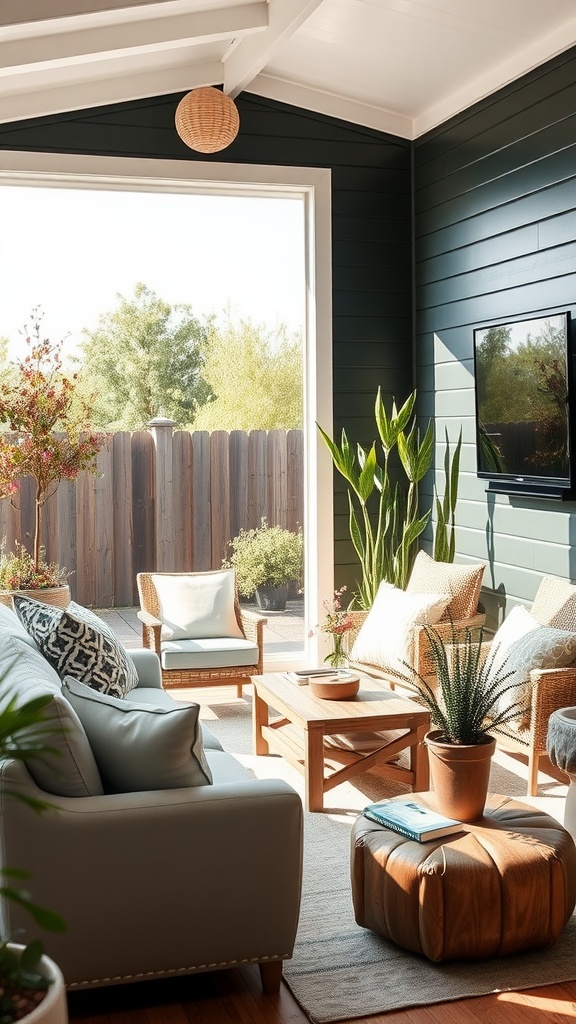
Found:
<box><xmin>175</xmin><ymin>86</ymin><xmax>240</xmax><ymax>154</ymax></box>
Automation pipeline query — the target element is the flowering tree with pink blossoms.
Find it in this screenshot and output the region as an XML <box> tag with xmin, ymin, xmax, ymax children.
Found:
<box><xmin>0</xmin><ymin>309</ymin><xmax>102</xmax><ymax>586</ymax></box>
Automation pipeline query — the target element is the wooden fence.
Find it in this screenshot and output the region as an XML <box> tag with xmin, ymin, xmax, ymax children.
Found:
<box><xmin>0</xmin><ymin>425</ymin><xmax>304</xmax><ymax>608</ymax></box>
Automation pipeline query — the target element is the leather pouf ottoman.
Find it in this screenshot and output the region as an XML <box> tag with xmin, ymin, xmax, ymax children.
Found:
<box><xmin>351</xmin><ymin>793</ymin><xmax>576</xmax><ymax>962</ymax></box>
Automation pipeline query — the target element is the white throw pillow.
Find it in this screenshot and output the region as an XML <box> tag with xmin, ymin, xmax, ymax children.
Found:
<box><xmin>151</xmin><ymin>570</ymin><xmax>243</xmax><ymax>641</ymax></box>
<box><xmin>487</xmin><ymin>605</ymin><xmax>576</xmax><ymax>727</ymax></box>
<box><xmin>62</xmin><ymin>676</ymin><xmax>213</xmax><ymax>792</ymax></box>
<box><xmin>349</xmin><ymin>582</ymin><xmax>451</xmax><ymax>677</ymax></box>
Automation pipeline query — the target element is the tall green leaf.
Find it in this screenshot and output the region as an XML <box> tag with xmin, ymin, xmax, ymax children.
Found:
<box><xmin>318</xmin><ymin>389</ymin><xmax>461</xmax><ymax>607</ymax></box>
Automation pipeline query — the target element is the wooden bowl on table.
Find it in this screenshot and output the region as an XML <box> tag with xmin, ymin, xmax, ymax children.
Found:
<box><xmin>310</xmin><ymin>671</ymin><xmax>360</xmax><ymax>700</ymax></box>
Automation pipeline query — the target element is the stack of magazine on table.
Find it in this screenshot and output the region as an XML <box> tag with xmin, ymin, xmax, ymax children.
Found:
<box><xmin>284</xmin><ymin>668</ymin><xmax>357</xmax><ymax>686</ymax></box>
<box><xmin>363</xmin><ymin>798</ymin><xmax>464</xmax><ymax>842</ymax></box>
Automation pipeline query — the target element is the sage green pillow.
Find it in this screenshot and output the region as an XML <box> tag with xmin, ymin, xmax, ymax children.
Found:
<box><xmin>61</xmin><ymin>677</ymin><xmax>212</xmax><ymax>792</ymax></box>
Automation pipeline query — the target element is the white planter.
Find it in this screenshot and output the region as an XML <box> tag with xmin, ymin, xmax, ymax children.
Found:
<box><xmin>8</xmin><ymin>946</ymin><xmax>68</xmax><ymax>1024</ymax></box>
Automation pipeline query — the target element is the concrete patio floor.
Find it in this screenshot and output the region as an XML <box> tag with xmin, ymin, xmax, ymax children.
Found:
<box><xmin>95</xmin><ymin>597</ymin><xmax>305</xmax><ymax>658</ymax></box>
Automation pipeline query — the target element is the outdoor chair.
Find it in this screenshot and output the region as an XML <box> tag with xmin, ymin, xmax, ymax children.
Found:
<box><xmin>484</xmin><ymin>575</ymin><xmax>576</xmax><ymax>795</ymax></box>
<box><xmin>346</xmin><ymin>552</ymin><xmax>486</xmax><ymax>692</ymax></box>
<box><xmin>136</xmin><ymin>569</ymin><xmax>266</xmax><ymax>696</ymax></box>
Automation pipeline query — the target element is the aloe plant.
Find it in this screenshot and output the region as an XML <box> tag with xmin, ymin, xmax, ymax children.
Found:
<box><xmin>318</xmin><ymin>388</ymin><xmax>461</xmax><ymax>608</ymax></box>
<box><xmin>401</xmin><ymin>622</ymin><xmax>529</xmax><ymax>745</ymax></box>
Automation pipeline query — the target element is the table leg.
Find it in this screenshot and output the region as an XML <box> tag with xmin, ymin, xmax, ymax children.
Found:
<box><xmin>410</xmin><ymin>723</ymin><xmax>430</xmax><ymax>791</ymax></box>
<box><xmin>253</xmin><ymin>689</ymin><xmax>270</xmax><ymax>755</ymax></box>
<box><xmin>305</xmin><ymin>727</ymin><xmax>325</xmax><ymax>811</ymax></box>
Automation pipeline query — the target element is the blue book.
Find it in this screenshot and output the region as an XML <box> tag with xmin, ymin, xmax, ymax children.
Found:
<box><xmin>363</xmin><ymin>799</ymin><xmax>464</xmax><ymax>842</ymax></box>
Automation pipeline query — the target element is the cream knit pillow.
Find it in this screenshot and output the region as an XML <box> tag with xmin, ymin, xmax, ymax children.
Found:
<box><xmin>349</xmin><ymin>581</ymin><xmax>451</xmax><ymax>676</ymax></box>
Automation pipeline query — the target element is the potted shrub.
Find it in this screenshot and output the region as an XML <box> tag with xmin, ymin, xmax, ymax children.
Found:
<box><xmin>0</xmin><ymin>308</ymin><xmax>102</xmax><ymax>608</ymax></box>
<box><xmin>223</xmin><ymin>518</ymin><xmax>303</xmax><ymax>611</ymax></box>
<box><xmin>401</xmin><ymin>623</ymin><xmax>528</xmax><ymax>822</ymax></box>
<box><xmin>0</xmin><ymin>688</ymin><xmax>67</xmax><ymax>1024</ymax></box>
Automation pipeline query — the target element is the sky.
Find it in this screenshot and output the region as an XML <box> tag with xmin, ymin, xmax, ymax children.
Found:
<box><xmin>0</xmin><ymin>185</ymin><xmax>306</xmax><ymax>359</ymax></box>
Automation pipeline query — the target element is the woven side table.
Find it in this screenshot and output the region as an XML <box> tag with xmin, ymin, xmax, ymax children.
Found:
<box><xmin>351</xmin><ymin>792</ymin><xmax>576</xmax><ymax>962</ymax></box>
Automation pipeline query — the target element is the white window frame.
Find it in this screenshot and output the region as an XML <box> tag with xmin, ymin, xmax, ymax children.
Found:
<box><xmin>0</xmin><ymin>150</ymin><xmax>334</xmax><ymax>668</ymax></box>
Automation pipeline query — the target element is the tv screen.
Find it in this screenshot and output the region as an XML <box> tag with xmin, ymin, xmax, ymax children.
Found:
<box><xmin>473</xmin><ymin>311</ymin><xmax>573</xmax><ymax>496</ymax></box>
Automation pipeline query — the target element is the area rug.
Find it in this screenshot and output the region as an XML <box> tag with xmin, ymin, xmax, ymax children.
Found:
<box><xmin>199</xmin><ymin>695</ymin><xmax>576</xmax><ymax>1024</ymax></box>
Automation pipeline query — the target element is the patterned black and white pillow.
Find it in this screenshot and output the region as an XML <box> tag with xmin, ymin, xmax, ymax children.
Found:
<box><xmin>13</xmin><ymin>597</ymin><xmax>139</xmax><ymax>696</ymax></box>
<box><xmin>13</xmin><ymin>595</ymin><xmax>63</xmax><ymax>645</ymax></box>
<box><xmin>67</xmin><ymin>602</ymin><xmax>139</xmax><ymax>694</ymax></box>
<box><xmin>35</xmin><ymin>611</ymin><xmax>136</xmax><ymax>697</ymax></box>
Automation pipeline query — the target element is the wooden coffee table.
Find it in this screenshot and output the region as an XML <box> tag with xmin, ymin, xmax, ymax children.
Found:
<box><xmin>251</xmin><ymin>672</ymin><xmax>430</xmax><ymax>811</ymax></box>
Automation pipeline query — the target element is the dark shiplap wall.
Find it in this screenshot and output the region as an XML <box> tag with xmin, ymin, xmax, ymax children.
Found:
<box><xmin>414</xmin><ymin>47</ymin><xmax>576</xmax><ymax>627</ymax></box>
<box><xmin>0</xmin><ymin>92</ymin><xmax>413</xmax><ymax>593</ymax></box>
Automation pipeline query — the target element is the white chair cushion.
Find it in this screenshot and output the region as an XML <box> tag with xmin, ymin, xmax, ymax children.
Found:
<box><xmin>151</xmin><ymin>570</ymin><xmax>243</xmax><ymax>641</ymax></box>
<box><xmin>349</xmin><ymin>581</ymin><xmax>451</xmax><ymax>676</ymax></box>
<box><xmin>62</xmin><ymin>677</ymin><xmax>213</xmax><ymax>792</ymax></box>
<box><xmin>487</xmin><ymin>605</ymin><xmax>576</xmax><ymax>727</ymax></box>
<box><xmin>161</xmin><ymin>637</ymin><xmax>258</xmax><ymax>671</ymax></box>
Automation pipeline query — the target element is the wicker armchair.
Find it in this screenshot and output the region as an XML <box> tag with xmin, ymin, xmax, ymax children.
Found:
<box><xmin>490</xmin><ymin>575</ymin><xmax>576</xmax><ymax>796</ymax></box>
<box><xmin>456</xmin><ymin>636</ymin><xmax>576</xmax><ymax>797</ymax></box>
<box><xmin>137</xmin><ymin>571</ymin><xmax>266</xmax><ymax>696</ymax></box>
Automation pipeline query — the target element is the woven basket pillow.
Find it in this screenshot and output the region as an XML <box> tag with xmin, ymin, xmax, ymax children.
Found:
<box><xmin>406</xmin><ymin>551</ymin><xmax>484</xmax><ymax>621</ymax></box>
<box><xmin>531</xmin><ymin>576</ymin><xmax>576</xmax><ymax>631</ymax></box>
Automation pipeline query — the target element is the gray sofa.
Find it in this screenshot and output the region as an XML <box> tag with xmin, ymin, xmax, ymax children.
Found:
<box><xmin>0</xmin><ymin>602</ymin><xmax>303</xmax><ymax>992</ymax></box>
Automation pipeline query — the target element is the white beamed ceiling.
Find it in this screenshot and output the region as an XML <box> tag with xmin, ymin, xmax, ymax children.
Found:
<box><xmin>2</xmin><ymin>0</ymin><xmax>576</xmax><ymax>138</ymax></box>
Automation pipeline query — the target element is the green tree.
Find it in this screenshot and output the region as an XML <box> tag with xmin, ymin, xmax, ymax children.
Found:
<box><xmin>192</xmin><ymin>317</ymin><xmax>302</xmax><ymax>430</ymax></box>
<box><xmin>76</xmin><ymin>283</ymin><xmax>213</xmax><ymax>429</ymax></box>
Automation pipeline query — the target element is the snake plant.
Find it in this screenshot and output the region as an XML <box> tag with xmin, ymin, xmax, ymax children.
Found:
<box><xmin>318</xmin><ymin>388</ymin><xmax>462</xmax><ymax>608</ymax></box>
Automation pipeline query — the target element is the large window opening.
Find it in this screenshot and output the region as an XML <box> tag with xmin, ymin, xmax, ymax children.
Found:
<box><xmin>0</xmin><ymin>152</ymin><xmax>333</xmax><ymax>669</ymax></box>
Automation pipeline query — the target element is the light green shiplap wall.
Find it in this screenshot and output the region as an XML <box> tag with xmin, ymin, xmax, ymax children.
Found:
<box><xmin>414</xmin><ymin>47</ymin><xmax>576</xmax><ymax>629</ymax></box>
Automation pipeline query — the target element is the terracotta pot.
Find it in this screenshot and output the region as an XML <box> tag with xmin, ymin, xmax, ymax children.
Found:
<box><xmin>0</xmin><ymin>586</ymin><xmax>71</xmax><ymax>610</ymax></box>
<box><xmin>7</xmin><ymin>944</ymin><xmax>68</xmax><ymax>1024</ymax></box>
<box><xmin>425</xmin><ymin>729</ymin><xmax>496</xmax><ymax>823</ymax></box>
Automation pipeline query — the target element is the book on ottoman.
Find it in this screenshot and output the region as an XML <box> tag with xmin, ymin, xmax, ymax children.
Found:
<box><xmin>363</xmin><ymin>798</ymin><xmax>464</xmax><ymax>842</ymax></box>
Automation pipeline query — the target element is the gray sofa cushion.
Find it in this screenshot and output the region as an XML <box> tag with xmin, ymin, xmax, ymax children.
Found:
<box><xmin>0</xmin><ymin>628</ymin><xmax>103</xmax><ymax>796</ymax></box>
<box><xmin>0</xmin><ymin>602</ymin><xmax>40</xmax><ymax>648</ymax></box>
<box><xmin>62</xmin><ymin>677</ymin><xmax>213</xmax><ymax>791</ymax></box>
<box><xmin>130</xmin><ymin>686</ymin><xmax>223</xmax><ymax>750</ymax></box>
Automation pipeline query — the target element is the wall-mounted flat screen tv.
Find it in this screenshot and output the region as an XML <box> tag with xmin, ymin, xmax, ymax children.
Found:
<box><xmin>473</xmin><ymin>311</ymin><xmax>574</xmax><ymax>499</ymax></box>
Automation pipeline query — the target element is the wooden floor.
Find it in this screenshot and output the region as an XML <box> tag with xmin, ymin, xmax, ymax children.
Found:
<box><xmin>67</xmin><ymin>967</ymin><xmax>576</xmax><ymax>1024</ymax></box>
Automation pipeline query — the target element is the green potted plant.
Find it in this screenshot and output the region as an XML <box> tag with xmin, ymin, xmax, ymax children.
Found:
<box><xmin>223</xmin><ymin>518</ymin><xmax>303</xmax><ymax>610</ymax></box>
<box><xmin>318</xmin><ymin>388</ymin><xmax>462</xmax><ymax>608</ymax></box>
<box><xmin>401</xmin><ymin>623</ymin><xmax>528</xmax><ymax>822</ymax></box>
<box><xmin>0</xmin><ymin>308</ymin><xmax>102</xmax><ymax>608</ymax></box>
<box><xmin>0</xmin><ymin>688</ymin><xmax>67</xmax><ymax>1024</ymax></box>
